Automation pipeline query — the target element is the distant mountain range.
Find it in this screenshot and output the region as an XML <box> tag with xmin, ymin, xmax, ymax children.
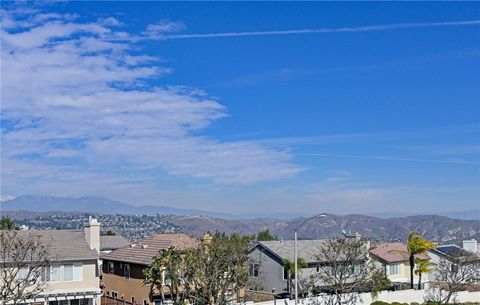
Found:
<box><xmin>1</xmin><ymin>194</ymin><xmax>478</xmax><ymax>220</ymax></box>
<box><xmin>154</xmin><ymin>214</ymin><xmax>480</xmax><ymax>243</ymax></box>
<box><xmin>0</xmin><ymin>195</ymin><xmax>236</xmax><ymax>218</ymax></box>
<box><xmin>1</xmin><ymin>195</ymin><xmax>479</xmax><ymax>243</ymax></box>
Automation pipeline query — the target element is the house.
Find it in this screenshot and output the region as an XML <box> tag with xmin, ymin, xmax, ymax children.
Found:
<box><xmin>461</xmin><ymin>239</ymin><xmax>479</xmax><ymax>255</ymax></box>
<box><xmin>248</xmin><ymin>239</ymin><xmax>330</xmax><ymax>295</ymax></box>
<box><xmin>369</xmin><ymin>242</ymin><xmax>430</xmax><ymax>290</ymax></box>
<box><xmin>100</xmin><ymin>233</ymin><xmax>198</xmax><ymax>305</ymax></box>
<box><xmin>1</xmin><ymin>218</ymin><xmax>102</xmax><ymax>305</ymax></box>
<box><xmin>427</xmin><ymin>241</ymin><xmax>479</xmax><ymax>282</ymax></box>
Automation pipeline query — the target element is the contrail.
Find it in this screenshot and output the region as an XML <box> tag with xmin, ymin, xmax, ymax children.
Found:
<box><xmin>160</xmin><ymin>20</ymin><xmax>480</xmax><ymax>40</ymax></box>
<box><xmin>297</xmin><ymin>153</ymin><xmax>480</xmax><ymax>165</ymax></box>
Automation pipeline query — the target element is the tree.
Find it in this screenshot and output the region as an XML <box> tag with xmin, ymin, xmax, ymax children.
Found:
<box><xmin>406</xmin><ymin>231</ymin><xmax>435</xmax><ymax>289</ymax></box>
<box><xmin>310</xmin><ymin>238</ymin><xmax>390</xmax><ymax>305</ymax></box>
<box><xmin>256</xmin><ymin>230</ymin><xmax>277</xmax><ymax>241</ymax></box>
<box><xmin>144</xmin><ymin>246</ymin><xmax>186</xmax><ymax>304</ymax></box>
<box><xmin>102</xmin><ymin>229</ymin><xmax>117</xmax><ymax>236</ymax></box>
<box><xmin>144</xmin><ymin>232</ymin><xmax>250</xmax><ymax>305</ymax></box>
<box><xmin>414</xmin><ymin>258</ymin><xmax>432</xmax><ymax>290</ymax></box>
<box><xmin>0</xmin><ymin>230</ymin><xmax>50</xmax><ymax>305</ymax></box>
<box><xmin>283</xmin><ymin>257</ymin><xmax>307</xmax><ymax>297</ymax></box>
<box><xmin>0</xmin><ymin>217</ymin><xmax>17</xmax><ymax>230</ymax></box>
<box><xmin>428</xmin><ymin>254</ymin><xmax>480</xmax><ymax>304</ymax></box>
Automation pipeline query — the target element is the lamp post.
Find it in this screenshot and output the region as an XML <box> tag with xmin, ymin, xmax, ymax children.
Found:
<box><xmin>294</xmin><ymin>213</ymin><xmax>326</xmax><ymax>305</ymax></box>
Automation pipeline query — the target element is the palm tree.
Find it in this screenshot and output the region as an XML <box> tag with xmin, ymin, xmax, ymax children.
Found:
<box><xmin>283</xmin><ymin>258</ymin><xmax>307</xmax><ymax>298</ymax></box>
<box><xmin>407</xmin><ymin>231</ymin><xmax>435</xmax><ymax>289</ymax></box>
<box><xmin>415</xmin><ymin>258</ymin><xmax>432</xmax><ymax>290</ymax></box>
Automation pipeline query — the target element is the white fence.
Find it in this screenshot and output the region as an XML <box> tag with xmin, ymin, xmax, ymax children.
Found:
<box><xmin>243</xmin><ymin>289</ymin><xmax>480</xmax><ymax>305</ymax></box>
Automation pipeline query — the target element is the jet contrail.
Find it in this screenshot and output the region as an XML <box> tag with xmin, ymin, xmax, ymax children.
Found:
<box><xmin>159</xmin><ymin>20</ymin><xmax>480</xmax><ymax>40</ymax></box>
<box><xmin>297</xmin><ymin>153</ymin><xmax>480</xmax><ymax>165</ymax></box>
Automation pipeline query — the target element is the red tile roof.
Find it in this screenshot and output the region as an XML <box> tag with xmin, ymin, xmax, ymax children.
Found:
<box><xmin>101</xmin><ymin>233</ymin><xmax>198</xmax><ymax>266</ymax></box>
<box><xmin>370</xmin><ymin>242</ymin><xmax>430</xmax><ymax>263</ymax></box>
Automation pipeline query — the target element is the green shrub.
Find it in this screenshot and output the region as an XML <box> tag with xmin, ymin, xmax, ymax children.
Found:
<box><xmin>410</xmin><ymin>303</ymin><xmax>420</xmax><ymax>305</ymax></box>
<box><xmin>370</xmin><ymin>302</ymin><xmax>390</xmax><ymax>305</ymax></box>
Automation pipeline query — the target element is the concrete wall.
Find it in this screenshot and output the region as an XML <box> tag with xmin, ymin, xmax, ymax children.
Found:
<box><xmin>241</xmin><ymin>289</ymin><xmax>480</xmax><ymax>305</ymax></box>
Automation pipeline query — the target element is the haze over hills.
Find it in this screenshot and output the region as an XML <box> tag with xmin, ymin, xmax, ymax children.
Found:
<box><xmin>1</xmin><ymin>195</ymin><xmax>479</xmax><ymax>220</ymax></box>
<box><xmin>1</xmin><ymin>195</ymin><xmax>479</xmax><ymax>243</ymax></box>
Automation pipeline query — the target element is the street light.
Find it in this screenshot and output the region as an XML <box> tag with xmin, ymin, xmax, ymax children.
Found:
<box><xmin>294</xmin><ymin>213</ymin><xmax>326</xmax><ymax>305</ymax></box>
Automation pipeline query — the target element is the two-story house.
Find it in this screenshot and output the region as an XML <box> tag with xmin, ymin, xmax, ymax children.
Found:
<box><xmin>2</xmin><ymin>218</ymin><xmax>102</xmax><ymax>305</ymax></box>
<box><xmin>100</xmin><ymin>233</ymin><xmax>198</xmax><ymax>305</ymax></box>
<box><xmin>369</xmin><ymin>242</ymin><xmax>430</xmax><ymax>290</ymax></box>
<box><xmin>248</xmin><ymin>239</ymin><xmax>330</xmax><ymax>296</ymax></box>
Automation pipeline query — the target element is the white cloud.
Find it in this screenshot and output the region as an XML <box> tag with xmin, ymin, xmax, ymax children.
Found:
<box><xmin>142</xmin><ymin>20</ymin><xmax>186</xmax><ymax>38</ymax></box>
<box><xmin>1</xmin><ymin>8</ymin><xmax>301</xmax><ymax>199</ymax></box>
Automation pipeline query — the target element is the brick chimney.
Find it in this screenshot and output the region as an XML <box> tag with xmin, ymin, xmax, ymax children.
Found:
<box><xmin>84</xmin><ymin>217</ymin><xmax>101</xmax><ymax>254</ymax></box>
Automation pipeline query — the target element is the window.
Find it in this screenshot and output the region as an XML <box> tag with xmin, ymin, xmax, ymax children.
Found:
<box><xmin>131</xmin><ymin>297</ymin><xmax>136</xmax><ymax>304</ymax></box>
<box><xmin>283</xmin><ymin>266</ymin><xmax>295</xmax><ymax>280</ymax></box>
<box><xmin>389</xmin><ymin>263</ymin><xmax>400</xmax><ymax>275</ymax></box>
<box><xmin>70</xmin><ymin>300</ymin><xmax>79</xmax><ymax>305</ymax></box>
<box><xmin>50</xmin><ymin>265</ymin><xmax>60</xmax><ymax>282</ymax></box>
<box><xmin>124</xmin><ymin>263</ymin><xmax>130</xmax><ymax>280</ymax></box>
<box><xmin>249</xmin><ymin>263</ymin><xmax>259</xmax><ymax>277</ymax></box>
<box><xmin>112</xmin><ymin>291</ymin><xmax>118</xmax><ymax>299</ymax></box>
<box><xmin>73</xmin><ymin>263</ymin><xmax>83</xmax><ymax>281</ymax></box>
<box><xmin>18</xmin><ymin>267</ymin><xmax>29</xmax><ymax>280</ymax></box>
<box><xmin>143</xmin><ymin>300</ymin><xmax>148</xmax><ymax>305</ymax></box>
<box><xmin>316</xmin><ymin>265</ymin><xmax>320</xmax><ymax>273</ymax></box>
<box><xmin>64</xmin><ymin>264</ymin><xmax>74</xmax><ymax>281</ymax></box>
<box><xmin>353</xmin><ymin>264</ymin><xmax>361</xmax><ymax>275</ymax></box>
<box><xmin>329</xmin><ymin>267</ymin><xmax>337</xmax><ymax>277</ymax></box>
<box><xmin>108</xmin><ymin>261</ymin><xmax>115</xmax><ymax>274</ymax></box>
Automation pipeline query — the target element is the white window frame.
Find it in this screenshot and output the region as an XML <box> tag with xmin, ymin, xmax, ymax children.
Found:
<box><xmin>50</xmin><ymin>265</ymin><xmax>61</xmax><ymax>282</ymax></box>
<box><xmin>73</xmin><ymin>263</ymin><xmax>83</xmax><ymax>281</ymax></box>
<box><xmin>124</xmin><ymin>263</ymin><xmax>130</xmax><ymax>280</ymax></box>
<box><xmin>389</xmin><ymin>263</ymin><xmax>400</xmax><ymax>275</ymax></box>
<box><xmin>63</xmin><ymin>264</ymin><xmax>74</xmax><ymax>281</ymax></box>
<box><xmin>108</xmin><ymin>261</ymin><xmax>115</xmax><ymax>274</ymax></box>
<box><xmin>249</xmin><ymin>263</ymin><xmax>259</xmax><ymax>277</ymax></box>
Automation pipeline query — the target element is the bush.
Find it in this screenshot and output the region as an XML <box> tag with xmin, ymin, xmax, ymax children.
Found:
<box><xmin>371</xmin><ymin>302</ymin><xmax>390</xmax><ymax>305</ymax></box>
<box><xmin>410</xmin><ymin>303</ymin><xmax>420</xmax><ymax>305</ymax></box>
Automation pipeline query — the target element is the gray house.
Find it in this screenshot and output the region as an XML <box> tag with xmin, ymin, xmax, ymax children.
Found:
<box><xmin>247</xmin><ymin>240</ymin><xmax>328</xmax><ymax>295</ymax></box>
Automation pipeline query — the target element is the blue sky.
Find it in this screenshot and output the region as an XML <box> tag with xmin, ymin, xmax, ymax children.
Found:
<box><xmin>1</xmin><ymin>1</ymin><xmax>479</xmax><ymax>215</ymax></box>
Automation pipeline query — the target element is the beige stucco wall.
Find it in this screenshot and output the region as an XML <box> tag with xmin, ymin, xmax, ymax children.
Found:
<box><xmin>45</xmin><ymin>260</ymin><xmax>99</xmax><ymax>290</ymax></box>
<box><xmin>386</xmin><ymin>261</ymin><xmax>428</xmax><ymax>284</ymax></box>
<box><xmin>44</xmin><ymin>259</ymin><xmax>101</xmax><ymax>304</ymax></box>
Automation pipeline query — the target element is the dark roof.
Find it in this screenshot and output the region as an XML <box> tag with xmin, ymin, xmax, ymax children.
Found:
<box><xmin>369</xmin><ymin>243</ymin><xmax>430</xmax><ymax>263</ymax></box>
<box><xmin>4</xmin><ymin>230</ymin><xmax>98</xmax><ymax>262</ymax></box>
<box><xmin>253</xmin><ymin>240</ymin><xmax>328</xmax><ymax>263</ymax></box>
<box><xmin>100</xmin><ymin>235</ymin><xmax>130</xmax><ymax>251</ymax></box>
<box><xmin>432</xmin><ymin>245</ymin><xmax>472</xmax><ymax>259</ymax></box>
<box><xmin>101</xmin><ymin>233</ymin><xmax>198</xmax><ymax>266</ymax></box>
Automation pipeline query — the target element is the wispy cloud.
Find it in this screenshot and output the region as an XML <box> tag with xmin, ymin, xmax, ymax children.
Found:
<box><xmin>297</xmin><ymin>153</ymin><xmax>480</xmax><ymax>165</ymax></box>
<box><xmin>159</xmin><ymin>20</ymin><xmax>480</xmax><ymax>40</ymax></box>
<box><xmin>1</xmin><ymin>7</ymin><xmax>302</xmax><ymax>200</ymax></box>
